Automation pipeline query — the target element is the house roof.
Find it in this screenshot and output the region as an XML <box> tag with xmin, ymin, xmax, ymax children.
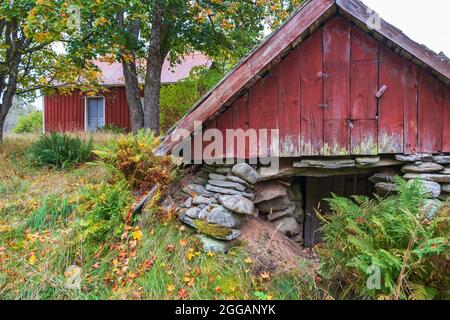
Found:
<box><xmin>157</xmin><ymin>0</ymin><xmax>450</xmax><ymax>156</ymax></box>
<box><xmin>95</xmin><ymin>53</ymin><xmax>211</xmax><ymax>86</ymax></box>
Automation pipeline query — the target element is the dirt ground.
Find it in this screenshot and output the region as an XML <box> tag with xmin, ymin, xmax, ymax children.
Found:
<box><xmin>239</xmin><ymin>217</ymin><xmax>320</xmax><ymax>275</ymax></box>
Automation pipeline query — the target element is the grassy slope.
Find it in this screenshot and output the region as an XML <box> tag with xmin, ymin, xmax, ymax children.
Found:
<box><xmin>0</xmin><ymin>133</ymin><xmax>315</xmax><ymax>300</ymax></box>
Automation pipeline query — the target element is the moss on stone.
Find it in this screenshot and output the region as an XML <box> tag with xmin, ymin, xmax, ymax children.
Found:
<box><xmin>194</xmin><ymin>220</ymin><xmax>232</xmax><ymax>238</ymax></box>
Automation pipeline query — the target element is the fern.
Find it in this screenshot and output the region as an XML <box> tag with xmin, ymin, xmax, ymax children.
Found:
<box><xmin>318</xmin><ymin>179</ymin><xmax>450</xmax><ymax>300</ymax></box>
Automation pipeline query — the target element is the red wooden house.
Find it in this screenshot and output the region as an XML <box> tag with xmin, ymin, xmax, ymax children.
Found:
<box><xmin>43</xmin><ymin>53</ymin><xmax>211</xmax><ymax>132</ymax></box>
<box><xmin>159</xmin><ymin>0</ymin><xmax>450</xmax><ymax>246</ymax></box>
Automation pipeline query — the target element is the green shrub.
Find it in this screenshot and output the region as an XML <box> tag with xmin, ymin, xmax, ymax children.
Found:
<box><xmin>77</xmin><ymin>181</ymin><xmax>132</xmax><ymax>243</ymax></box>
<box><xmin>98</xmin><ymin>124</ymin><xmax>126</xmax><ymax>134</ymax></box>
<box><xmin>13</xmin><ymin>111</ymin><xmax>43</xmax><ymax>134</ymax></box>
<box><xmin>28</xmin><ymin>133</ymin><xmax>93</xmax><ymax>169</ymax></box>
<box><xmin>93</xmin><ymin>130</ymin><xmax>172</xmax><ymax>191</ymax></box>
<box><xmin>318</xmin><ymin>178</ymin><xmax>449</xmax><ymax>300</ymax></box>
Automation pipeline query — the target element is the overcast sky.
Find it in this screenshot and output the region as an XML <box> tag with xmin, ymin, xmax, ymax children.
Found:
<box><xmin>362</xmin><ymin>0</ymin><xmax>450</xmax><ymax>56</ymax></box>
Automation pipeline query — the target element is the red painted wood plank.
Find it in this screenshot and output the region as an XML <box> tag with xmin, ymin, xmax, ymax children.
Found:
<box><xmin>323</xmin><ymin>16</ymin><xmax>351</xmax><ymax>155</ymax></box>
<box><xmin>300</xmin><ymin>29</ymin><xmax>324</xmax><ymax>156</ymax></box>
<box><xmin>248</xmin><ymin>68</ymin><xmax>279</xmax><ymax>158</ymax></box>
<box><xmin>201</xmin><ymin>119</ymin><xmax>218</xmax><ymax>162</ymax></box>
<box><xmin>350</xmin><ymin>60</ymin><xmax>378</xmax><ymax>120</ymax></box>
<box><xmin>324</xmin><ymin>119</ymin><xmax>350</xmax><ymax>155</ymax></box>
<box><xmin>278</xmin><ymin>46</ymin><xmax>301</xmax><ymax>157</ymax></box>
<box><xmin>351</xmin><ymin>25</ymin><xmax>378</xmax><ymax>61</ymax></box>
<box><xmin>216</xmin><ymin>107</ymin><xmax>234</xmax><ymax>159</ymax></box>
<box><xmin>378</xmin><ymin>45</ymin><xmax>404</xmax><ymax>153</ymax></box>
<box><xmin>403</xmin><ymin>62</ymin><xmax>418</xmax><ymax>154</ymax></box>
<box><xmin>232</xmin><ymin>93</ymin><xmax>250</xmax><ymax>159</ymax></box>
<box><xmin>351</xmin><ymin>119</ymin><xmax>378</xmax><ymax>155</ymax></box>
<box><xmin>418</xmin><ymin>70</ymin><xmax>443</xmax><ymax>153</ymax></box>
<box><xmin>443</xmin><ymin>86</ymin><xmax>450</xmax><ymax>152</ymax></box>
<box><xmin>324</xmin><ymin>16</ymin><xmax>351</xmax><ymax>64</ymax></box>
<box><xmin>350</xmin><ymin>26</ymin><xmax>378</xmax><ymax>155</ymax></box>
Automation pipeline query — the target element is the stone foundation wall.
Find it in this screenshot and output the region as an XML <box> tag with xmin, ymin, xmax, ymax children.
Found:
<box><xmin>372</xmin><ymin>154</ymin><xmax>450</xmax><ymax>201</ymax></box>
<box><xmin>177</xmin><ymin>155</ymin><xmax>449</xmax><ymax>252</ymax></box>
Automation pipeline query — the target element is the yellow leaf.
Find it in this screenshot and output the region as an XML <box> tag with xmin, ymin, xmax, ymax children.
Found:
<box><xmin>28</xmin><ymin>252</ymin><xmax>37</xmax><ymax>265</ymax></box>
<box><xmin>244</xmin><ymin>257</ymin><xmax>253</xmax><ymax>264</ymax></box>
<box><xmin>167</xmin><ymin>284</ymin><xmax>175</xmax><ymax>293</ymax></box>
<box><xmin>132</xmin><ymin>229</ymin><xmax>142</xmax><ymax>242</ymax></box>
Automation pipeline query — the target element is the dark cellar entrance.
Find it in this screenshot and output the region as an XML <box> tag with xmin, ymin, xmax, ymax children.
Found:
<box><xmin>299</xmin><ymin>173</ymin><xmax>375</xmax><ymax>247</ymax></box>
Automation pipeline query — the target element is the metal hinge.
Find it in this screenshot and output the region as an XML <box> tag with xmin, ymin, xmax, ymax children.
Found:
<box><xmin>376</xmin><ymin>85</ymin><xmax>388</xmax><ymax>98</ymax></box>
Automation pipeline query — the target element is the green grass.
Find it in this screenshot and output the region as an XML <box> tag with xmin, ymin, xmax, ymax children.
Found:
<box><xmin>0</xmin><ymin>133</ymin><xmax>317</xmax><ymax>300</ymax></box>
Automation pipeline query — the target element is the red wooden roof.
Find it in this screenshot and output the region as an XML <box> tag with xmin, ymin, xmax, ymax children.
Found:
<box><xmin>95</xmin><ymin>53</ymin><xmax>211</xmax><ymax>86</ymax></box>
<box><xmin>157</xmin><ymin>0</ymin><xmax>450</xmax><ymax>155</ymax></box>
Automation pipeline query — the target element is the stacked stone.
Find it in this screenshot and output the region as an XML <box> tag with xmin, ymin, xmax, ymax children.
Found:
<box><xmin>254</xmin><ymin>180</ymin><xmax>304</xmax><ymax>244</ymax></box>
<box><xmin>397</xmin><ymin>154</ymin><xmax>450</xmax><ymax>201</ymax></box>
<box><xmin>179</xmin><ymin>163</ymin><xmax>258</xmax><ymax>252</ymax></box>
<box><xmin>371</xmin><ymin>154</ymin><xmax>450</xmax><ymax>200</ymax></box>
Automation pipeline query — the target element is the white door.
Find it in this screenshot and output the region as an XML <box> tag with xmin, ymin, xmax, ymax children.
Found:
<box><xmin>87</xmin><ymin>98</ymin><xmax>105</xmax><ymax>131</ymax></box>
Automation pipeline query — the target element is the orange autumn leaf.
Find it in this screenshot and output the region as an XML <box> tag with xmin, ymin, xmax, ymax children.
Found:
<box><xmin>177</xmin><ymin>288</ymin><xmax>189</xmax><ymax>300</ymax></box>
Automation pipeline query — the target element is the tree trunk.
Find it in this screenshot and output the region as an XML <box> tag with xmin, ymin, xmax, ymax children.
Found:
<box><xmin>118</xmin><ymin>14</ymin><xmax>144</xmax><ymax>133</ymax></box>
<box><xmin>122</xmin><ymin>59</ymin><xmax>144</xmax><ymax>133</ymax></box>
<box><xmin>143</xmin><ymin>7</ymin><xmax>167</xmax><ymax>134</ymax></box>
<box><xmin>0</xmin><ymin>49</ymin><xmax>21</xmax><ymax>142</ymax></box>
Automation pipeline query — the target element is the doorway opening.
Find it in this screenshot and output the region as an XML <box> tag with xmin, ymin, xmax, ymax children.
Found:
<box><xmin>299</xmin><ymin>173</ymin><xmax>375</xmax><ymax>247</ymax></box>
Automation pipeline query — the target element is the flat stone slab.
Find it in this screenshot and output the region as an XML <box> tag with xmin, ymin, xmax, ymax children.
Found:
<box><xmin>183</xmin><ymin>184</ymin><xmax>215</xmax><ymax>197</ymax></box>
<box><xmin>254</xmin><ymin>181</ymin><xmax>288</xmax><ymax>204</ymax></box>
<box><xmin>218</xmin><ymin>195</ymin><xmax>254</xmax><ymax>215</ymax></box>
<box><xmin>355</xmin><ymin>156</ymin><xmax>380</xmax><ymax>166</ymax></box>
<box><xmin>196</xmin><ymin>235</ymin><xmax>228</xmax><ymax>253</ymax></box>
<box><xmin>205</xmin><ymin>184</ymin><xmax>254</xmax><ymax>199</ymax></box>
<box><xmin>433</xmin><ymin>156</ymin><xmax>450</xmax><ymax>164</ymax></box>
<box><xmin>215</xmin><ymin>167</ymin><xmax>232</xmax><ymax>175</ymax></box>
<box><xmin>268</xmin><ymin>205</ymin><xmax>296</xmax><ymax>221</ymax></box>
<box><xmin>208</xmin><ymin>173</ymin><xmax>227</xmax><ymax>181</ymax></box>
<box><xmin>193</xmin><ymin>195</ymin><xmax>217</xmax><ymax>205</ymax></box>
<box><xmin>395</xmin><ymin>154</ymin><xmax>433</xmax><ymax>162</ymax></box>
<box><xmin>293</xmin><ymin>159</ymin><xmax>356</xmax><ymax>169</ymax></box>
<box><xmin>231</xmin><ymin>163</ymin><xmax>259</xmax><ymax>184</ymax></box>
<box><xmin>226</xmin><ymin>175</ymin><xmax>253</xmax><ymax>188</ymax></box>
<box><xmin>409</xmin><ymin>180</ymin><xmax>441</xmax><ymax>198</ymax></box>
<box><xmin>368</xmin><ymin>173</ymin><xmax>398</xmax><ymax>184</ymax></box>
<box><xmin>199</xmin><ymin>205</ymin><xmax>242</xmax><ymax>228</ymax></box>
<box><xmin>441</xmin><ymin>184</ymin><xmax>450</xmax><ymax>193</ymax></box>
<box><xmin>258</xmin><ymin>196</ymin><xmax>292</xmax><ymax>213</ymax></box>
<box><xmin>403</xmin><ymin>173</ymin><xmax>450</xmax><ymax>183</ymax></box>
<box><xmin>208</xmin><ymin>179</ymin><xmax>246</xmax><ymax>191</ymax></box>
<box><xmin>401</xmin><ymin>163</ymin><xmax>444</xmax><ymax>173</ymax></box>
<box><xmin>179</xmin><ymin>213</ymin><xmax>197</xmax><ymax>228</ymax></box>
<box><xmin>185</xmin><ymin>207</ymin><xmax>201</xmax><ymax>219</ymax></box>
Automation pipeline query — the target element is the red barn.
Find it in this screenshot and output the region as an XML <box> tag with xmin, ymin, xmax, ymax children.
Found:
<box><xmin>160</xmin><ymin>0</ymin><xmax>450</xmax><ymax>246</ymax></box>
<box><xmin>43</xmin><ymin>53</ymin><xmax>211</xmax><ymax>132</ymax></box>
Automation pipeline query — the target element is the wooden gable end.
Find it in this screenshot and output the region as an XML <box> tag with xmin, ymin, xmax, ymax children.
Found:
<box><xmin>203</xmin><ymin>16</ymin><xmax>449</xmax><ymax>159</ymax></box>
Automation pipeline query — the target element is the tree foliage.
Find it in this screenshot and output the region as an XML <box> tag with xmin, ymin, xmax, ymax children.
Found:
<box><xmin>0</xmin><ymin>0</ymin><xmax>102</xmax><ymax>140</ymax></box>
